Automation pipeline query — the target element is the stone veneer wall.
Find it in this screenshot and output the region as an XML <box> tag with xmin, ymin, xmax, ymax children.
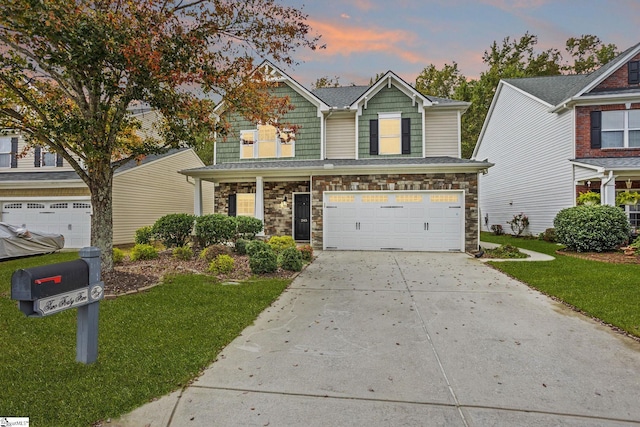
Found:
<box><xmin>311</xmin><ymin>173</ymin><xmax>479</xmax><ymax>252</ymax></box>
<box><xmin>214</xmin><ymin>180</ymin><xmax>310</xmax><ymax>237</ymax></box>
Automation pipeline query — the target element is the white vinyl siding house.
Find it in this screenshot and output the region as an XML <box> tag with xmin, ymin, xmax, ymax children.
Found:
<box><xmin>474</xmin><ymin>82</ymin><xmax>575</xmax><ymax>235</ymax></box>
<box><xmin>325</xmin><ymin>112</ymin><xmax>356</xmax><ymax>159</ymax></box>
<box><xmin>424</xmin><ymin>110</ymin><xmax>460</xmax><ymax>157</ymax></box>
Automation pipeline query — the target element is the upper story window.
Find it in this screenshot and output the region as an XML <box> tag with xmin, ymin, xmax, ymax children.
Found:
<box><xmin>378</xmin><ymin>113</ymin><xmax>401</xmax><ymax>155</ymax></box>
<box><xmin>240</xmin><ymin>124</ymin><xmax>295</xmax><ymax>159</ymax></box>
<box><xmin>0</xmin><ymin>137</ymin><xmax>12</xmax><ymax>168</ymax></box>
<box><xmin>34</xmin><ymin>145</ymin><xmax>62</xmax><ymax>167</ymax></box>
<box><xmin>629</xmin><ymin>61</ymin><xmax>639</xmax><ymax>85</ymax></box>
<box><xmin>601</xmin><ymin>110</ymin><xmax>640</xmax><ymax>148</ymax></box>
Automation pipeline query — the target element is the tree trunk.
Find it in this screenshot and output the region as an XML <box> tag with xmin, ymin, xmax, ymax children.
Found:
<box><xmin>88</xmin><ymin>165</ymin><xmax>114</xmax><ymax>273</ymax></box>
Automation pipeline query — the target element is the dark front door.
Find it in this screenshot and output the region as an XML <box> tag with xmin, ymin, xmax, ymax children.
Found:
<box><xmin>294</xmin><ymin>193</ymin><xmax>311</xmax><ymax>241</ymax></box>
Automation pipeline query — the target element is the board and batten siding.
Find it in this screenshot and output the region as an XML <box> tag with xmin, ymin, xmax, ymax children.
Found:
<box><xmin>112</xmin><ymin>149</ymin><xmax>213</xmax><ymax>245</ymax></box>
<box><xmin>424</xmin><ymin>110</ymin><xmax>460</xmax><ymax>157</ymax></box>
<box><xmin>474</xmin><ymin>84</ymin><xmax>574</xmax><ymax>235</ymax></box>
<box><xmin>325</xmin><ymin>112</ymin><xmax>356</xmax><ymax>159</ymax></box>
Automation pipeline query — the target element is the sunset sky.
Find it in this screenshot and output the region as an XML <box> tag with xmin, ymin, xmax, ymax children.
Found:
<box><xmin>277</xmin><ymin>0</ymin><xmax>640</xmax><ymax>87</ymax></box>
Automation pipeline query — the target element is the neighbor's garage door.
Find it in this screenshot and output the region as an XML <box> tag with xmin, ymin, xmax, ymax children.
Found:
<box><xmin>1</xmin><ymin>200</ymin><xmax>92</xmax><ymax>248</ymax></box>
<box><xmin>323</xmin><ymin>191</ymin><xmax>463</xmax><ymax>251</ymax></box>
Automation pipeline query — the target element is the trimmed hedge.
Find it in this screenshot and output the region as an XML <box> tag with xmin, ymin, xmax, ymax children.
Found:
<box><xmin>280</xmin><ymin>247</ymin><xmax>303</xmax><ymax>272</ymax></box>
<box><xmin>246</xmin><ymin>240</ymin><xmax>270</xmax><ymax>257</ymax></box>
<box><xmin>152</xmin><ymin>213</ymin><xmax>195</xmax><ymax>248</ymax></box>
<box><xmin>236</xmin><ymin>216</ymin><xmax>263</xmax><ymax>240</ymax></box>
<box><xmin>249</xmin><ymin>249</ymin><xmax>278</xmax><ymax>274</ymax></box>
<box><xmin>130</xmin><ymin>244</ymin><xmax>159</xmax><ymax>261</ymax></box>
<box><xmin>195</xmin><ymin>214</ymin><xmax>237</xmax><ymax>246</ymax></box>
<box><xmin>554</xmin><ymin>205</ymin><xmax>630</xmax><ymax>252</ymax></box>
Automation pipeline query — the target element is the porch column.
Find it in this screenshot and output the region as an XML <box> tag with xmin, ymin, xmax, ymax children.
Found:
<box><xmin>601</xmin><ymin>172</ymin><xmax>616</xmax><ymax>206</ymax></box>
<box><xmin>256</xmin><ymin>176</ymin><xmax>265</xmax><ymax>235</ymax></box>
<box><xmin>194</xmin><ymin>177</ymin><xmax>203</xmax><ymax>216</ymax></box>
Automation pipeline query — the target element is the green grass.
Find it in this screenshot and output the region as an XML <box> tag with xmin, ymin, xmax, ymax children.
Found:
<box><xmin>0</xmin><ymin>253</ymin><xmax>291</xmax><ymax>426</ymax></box>
<box><xmin>481</xmin><ymin>232</ymin><xmax>640</xmax><ymax>338</ymax></box>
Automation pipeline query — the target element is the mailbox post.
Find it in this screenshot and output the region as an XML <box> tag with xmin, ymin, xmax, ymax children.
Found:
<box><xmin>11</xmin><ymin>247</ymin><xmax>104</xmax><ymax>364</ymax></box>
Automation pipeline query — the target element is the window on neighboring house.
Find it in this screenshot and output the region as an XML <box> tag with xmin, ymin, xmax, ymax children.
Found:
<box><xmin>627</xmin><ymin>204</ymin><xmax>640</xmax><ymax>230</ymax></box>
<box><xmin>629</xmin><ymin>61</ymin><xmax>640</xmax><ymax>85</ymax></box>
<box><xmin>369</xmin><ymin>114</ymin><xmax>411</xmax><ymax>155</ymax></box>
<box><xmin>42</xmin><ymin>149</ymin><xmax>57</xmax><ymax>167</ymax></box>
<box><xmin>592</xmin><ymin>110</ymin><xmax>640</xmax><ymax>149</ymax></box>
<box><xmin>228</xmin><ymin>193</ymin><xmax>255</xmax><ymax>217</ymax></box>
<box><xmin>240</xmin><ymin>124</ymin><xmax>295</xmax><ymax>159</ymax></box>
<box><xmin>34</xmin><ymin>145</ymin><xmax>62</xmax><ymax>167</ymax></box>
<box><xmin>0</xmin><ymin>137</ymin><xmax>12</xmax><ymax>168</ymax></box>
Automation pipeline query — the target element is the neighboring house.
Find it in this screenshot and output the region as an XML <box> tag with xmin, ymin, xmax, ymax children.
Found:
<box><xmin>180</xmin><ymin>62</ymin><xmax>492</xmax><ymax>252</ymax></box>
<box><xmin>473</xmin><ymin>42</ymin><xmax>640</xmax><ymax>235</ymax></box>
<box><xmin>0</xmin><ymin>110</ymin><xmax>214</xmax><ymax>248</ymax></box>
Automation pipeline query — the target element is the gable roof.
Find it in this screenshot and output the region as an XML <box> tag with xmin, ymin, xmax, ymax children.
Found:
<box><xmin>311</xmin><ymin>86</ymin><xmax>369</xmax><ymax>108</ymax></box>
<box><xmin>503</xmin><ymin>41</ymin><xmax>640</xmax><ymax>110</ymax></box>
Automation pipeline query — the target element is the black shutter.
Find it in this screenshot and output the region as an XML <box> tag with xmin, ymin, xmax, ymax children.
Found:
<box><xmin>401</xmin><ymin>118</ymin><xmax>411</xmax><ymax>154</ymax></box>
<box><xmin>34</xmin><ymin>146</ymin><xmax>41</xmax><ymax>167</ymax></box>
<box><xmin>56</xmin><ymin>152</ymin><xmax>63</xmax><ymax>167</ymax></box>
<box><xmin>228</xmin><ymin>194</ymin><xmax>237</xmax><ymax>217</ymax></box>
<box><xmin>629</xmin><ymin>61</ymin><xmax>640</xmax><ymax>85</ymax></box>
<box><xmin>369</xmin><ymin>119</ymin><xmax>378</xmax><ymax>155</ymax></box>
<box><xmin>590</xmin><ymin>111</ymin><xmax>601</xmax><ymax>149</ymax></box>
<box><xmin>10</xmin><ymin>137</ymin><xmax>18</xmax><ymax>168</ymax></box>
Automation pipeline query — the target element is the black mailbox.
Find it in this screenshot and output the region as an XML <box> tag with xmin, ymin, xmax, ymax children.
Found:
<box><xmin>11</xmin><ymin>259</ymin><xmax>89</xmax><ymax>301</ymax></box>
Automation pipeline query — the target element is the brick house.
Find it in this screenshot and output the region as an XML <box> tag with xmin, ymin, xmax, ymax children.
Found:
<box><xmin>181</xmin><ymin>62</ymin><xmax>492</xmax><ymax>252</ymax></box>
<box><xmin>473</xmin><ymin>42</ymin><xmax>640</xmax><ymax>234</ymax></box>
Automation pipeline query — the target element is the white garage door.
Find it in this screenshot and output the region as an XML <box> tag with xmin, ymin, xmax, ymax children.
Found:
<box><xmin>1</xmin><ymin>200</ymin><xmax>92</xmax><ymax>248</ymax></box>
<box><xmin>323</xmin><ymin>191</ymin><xmax>463</xmax><ymax>251</ymax></box>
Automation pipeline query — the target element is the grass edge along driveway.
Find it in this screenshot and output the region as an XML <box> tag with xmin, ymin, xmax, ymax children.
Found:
<box><xmin>0</xmin><ymin>252</ymin><xmax>291</xmax><ymax>427</ymax></box>
<box><xmin>481</xmin><ymin>232</ymin><xmax>640</xmax><ymax>340</ymax></box>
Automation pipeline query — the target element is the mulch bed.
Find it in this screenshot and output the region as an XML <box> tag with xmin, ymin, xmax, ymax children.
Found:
<box><xmin>102</xmin><ymin>250</ymin><xmax>299</xmax><ymax>297</ymax></box>
<box><xmin>556</xmin><ymin>249</ymin><xmax>640</xmax><ymax>264</ymax></box>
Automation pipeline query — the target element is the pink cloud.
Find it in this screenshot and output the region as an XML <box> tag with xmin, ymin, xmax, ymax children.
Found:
<box><xmin>308</xmin><ymin>19</ymin><xmax>426</xmax><ymax>64</ymax></box>
<box><xmin>480</xmin><ymin>0</ymin><xmax>550</xmax><ymax>10</ymax></box>
<box><xmin>352</xmin><ymin>0</ymin><xmax>376</xmax><ymax>12</ymax></box>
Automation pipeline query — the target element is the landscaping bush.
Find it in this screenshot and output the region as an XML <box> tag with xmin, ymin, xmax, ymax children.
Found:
<box><xmin>130</xmin><ymin>244</ymin><xmax>159</xmax><ymax>261</ymax></box>
<box><xmin>268</xmin><ymin>235</ymin><xmax>296</xmax><ymax>253</ymax></box>
<box><xmin>485</xmin><ymin>244</ymin><xmax>527</xmax><ymax>259</ymax></box>
<box><xmin>506</xmin><ymin>212</ymin><xmax>529</xmax><ymax>237</ymax></box>
<box><xmin>298</xmin><ymin>244</ymin><xmax>313</xmax><ymax>262</ymax></box>
<box><xmin>113</xmin><ymin>247</ymin><xmax>125</xmax><ymax>264</ymax></box>
<box><xmin>235</xmin><ymin>239</ymin><xmax>249</xmax><ymax>255</ymax></box>
<box><xmin>172</xmin><ymin>246</ymin><xmax>193</xmax><ymax>261</ymax></box>
<box><xmin>246</xmin><ymin>240</ymin><xmax>270</xmax><ymax>257</ymax></box>
<box><xmin>249</xmin><ymin>249</ymin><xmax>278</xmax><ymax>274</ymax></box>
<box><xmin>195</xmin><ymin>214</ymin><xmax>237</xmax><ymax>246</ymax></box>
<box><xmin>540</xmin><ymin>228</ymin><xmax>556</xmax><ymax>242</ymax></box>
<box><xmin>554</xmin><ymin>205</ymin><xmax>630</xmax><ymax>252</ymax></box>
<box><xmin>280</xmin><ymin>247</ymin><xmax>303</xmax><ymax>272</ymax></box>
<box><xmin>490</xmin><ymin>224</ymin><xmax>504</xmax><ymax>235</ymax></box>
<box><xmin>208</xmin><ymin>254</ymin><xmax>235</xmax><ymax>274</ymax></box>
<box><xmin>199</xmin><ymin>244</ymin><xmax>232</xmax><ymax>262</ymax></box>
<box><xmin>236</xmin><ymin>216</ymin><xmax>263</xmax><ymax>240</ymax></box>
<box><xmin>134</xmin><ymin>225</ymin><xmax>154</xmax><ymax>245</ymax></box>
<box><xmin>152</xmin><ymin>213</ymin><xmax>195</xmax><ymax>248</ymax></box>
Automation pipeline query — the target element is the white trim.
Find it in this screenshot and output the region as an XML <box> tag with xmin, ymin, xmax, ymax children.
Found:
<box><xmin>0</xmin><ymin>196</ymin><xmax>90</xmax><ymax>202</ymax></box>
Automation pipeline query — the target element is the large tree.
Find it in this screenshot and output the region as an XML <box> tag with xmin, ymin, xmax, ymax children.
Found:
<box><xmin>0</xmin><ymin>0</ymin><xmax>319</xmax><ymax>270</ymax></box>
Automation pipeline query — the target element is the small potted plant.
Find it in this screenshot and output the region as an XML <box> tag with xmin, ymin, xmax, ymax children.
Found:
<box><xmin>616</xmin><ymin>191</ymin><xmax>640</xmax><ymax>206</ymax></box>
<box><xmin>576</xmin><ymin>191</ymin><xmax>601</xmax><ymax>205</ymax></box>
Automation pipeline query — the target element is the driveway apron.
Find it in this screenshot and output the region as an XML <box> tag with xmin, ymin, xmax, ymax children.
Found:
<box><xmin>118</xmin><ymin>251</ymin><xmax>640</xmax><ymax>426</ymax></box>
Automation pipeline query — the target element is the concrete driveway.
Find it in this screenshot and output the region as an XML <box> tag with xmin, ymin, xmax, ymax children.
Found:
<box><xmin>115</xmin><ymin>251</ymin><xmax>640</xmax><ymax>426</ymax></box>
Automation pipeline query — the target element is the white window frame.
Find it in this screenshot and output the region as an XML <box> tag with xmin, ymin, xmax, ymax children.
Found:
<box><xmin>378</xmin><ymin>112</ymin><xmax>401</xmax><ymax>155</ymax></box>
<box><xmin>41</xmin><ymin>148</ymin><xmax>57</xmax><ymax>167</ymax></box>
<box><xmin>239</xmin><ymin>123</ymin><xmax>295</xmax><ymax>159</ymax></box>
<box><xmin>602</xmin><ymin>110</ymin><xmax>640</xmax><ymax>148</ymax></box>
<box><xmin>0</xmin><ymin>137</ymin><xmax>12</xmax><ymax>168</ymax></box>
<box><xmin>236</xmin><ymin>193</ymin><xmax>255</xmax><ymax>217</ymax></box>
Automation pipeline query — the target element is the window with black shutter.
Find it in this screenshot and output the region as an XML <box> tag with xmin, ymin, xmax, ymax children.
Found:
<box><xmin>401</xmin><ymin>118</ymin><xmax>411</xmax><ymax>154</ymax></box>
<box><xmin>228</xmin><ymin>194</ymin><xmax>237</xmax><ymax>217</ymax></box>
<box><xmin>629</xmin><ymin>61</ymin><xmax>640</xmax><ymax>85</ymax></box>
<box><xmin>590</xmin><ymin>111</ymin><xmax>601</xmax><ymax>149</ymax></box>
<box><xmin>369</xmin><ymin>119</ymin><xmax>378</xmax><ymax>155</ymax></box>
<box><xmin>34</xmin><ymin>145</ymin><xmax>41</xmax><ymax>167</ymax></box>
<box><xmin>10</xmin><ymin>137</ymin><xmax>18</xmax><ymax>168</ymax></box>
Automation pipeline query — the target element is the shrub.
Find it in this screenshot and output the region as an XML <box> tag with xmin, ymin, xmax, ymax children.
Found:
<box><xmin>540</xmin><ymin>228</ymin><xmax>556</xmax><ymax>242</ymax></box>
<box><xmin>280</xmin><ymin>247</ymin><xmax>303</xmax><ymax>272</ymax></box>
<box><xmin>507</xmin><ymin>213</ymin><xmax>529</xmax><ymax>237</ymax></box>
<box><xmin>134</xmin><ymin>225</ymin><xmax>154</xmax><ymax>245</ymax></box>
<box><xmin>298</xmin><ymin>244</ymin><xmax>313</xmax><ymax>262</ymax></box>
<box><xmin>208</xmin><ymin>254</ymin><xmax>235</xmax><ymax>274</ymax></box>
<box><xmin>130</xmin><ymin>244</ymin><xmax>159</xmax><ymax>261</ymax></box>
<box><xmin>199</xmin><ymin>244</ymin><xmax>232</xmax><ymax>262</ymax></box>
<box><xmin>249</xmin><ymin>249</ymin><xmax>278</xmax><ymax>274</ymax></box>
<box><xmin>246</xmin><ymin>240</ymin><xmax>270</xmax><ymax>257</ymax></box>
<box><xmin>236</xmin><ymin>216</ymin><xmax>263</xmax><ymax>240</ymax></box>
<box><xmin>235</xmin><ymin>239</ymin><xmax>249</xmax><ymax>255</ymax></box>
<box><xmin>490</xmin><ymin>224</ymin><xmax>504</xmax><ymax>235</ymax></box>
<box><xmin>484</xmin><ymin>244</ymin><xmax>527</xmax><ymax>259</ymax></box>
<box><xmin>152</xmin><ymin>213</ymin><xmax>195</xmax><ymax>248</ymax></box>
<box><xmin>194</xmin><ymin>214</ymin><xmax>237</xmax><ymax>246</ymax></box>
<box><xmin>268</xmin><ymin>235</ymin><xmax>296</xmax><ymax>253</ymax></box>
<box><xmin>113</xmin><ymin>247</ymin><xmax>125</xmax><ymax>264</ymax></box>
<box><xmin>554</xmin><ymin>205</ymin><xmax>630</xmax><ymax>252</ymax></box>
<box><xmin>172</xmin><ymin>246</ymin><xmax>193</xmax><ymax>261</ymax></box>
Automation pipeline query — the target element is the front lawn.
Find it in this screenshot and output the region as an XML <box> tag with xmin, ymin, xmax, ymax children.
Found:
<box><xmin>481</xmin><ymin>232</ymin><xmax>640</xmax><ymax>338</ymax></box>
<box><xmin>0</xmin><ymin>253</ymin><xmax>290</xmax><ymax>426</ymax></box>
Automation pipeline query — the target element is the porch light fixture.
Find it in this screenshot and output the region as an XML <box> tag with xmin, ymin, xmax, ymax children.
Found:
<box><xmin>280</xmin><ymin>196</ymin><xmax>288</xmax><ymax>208</ymax></box>
<box><xmin>627</xmin><ymin>179</ymin><xmax>633</xmax><ymax>190</ymax></box>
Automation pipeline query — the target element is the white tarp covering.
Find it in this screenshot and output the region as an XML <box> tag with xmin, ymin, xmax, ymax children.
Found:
<box><xmin>0</xmin><ymin>222</ymin><xmax>65</xmax><ymax>259</ymax></box>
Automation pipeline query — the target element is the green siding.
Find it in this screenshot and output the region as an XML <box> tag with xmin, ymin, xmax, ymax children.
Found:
<box><xmin>216</xmin><ymin>83</ymin><xmax>321</xmax><ymax>164</ymax></box>
<box><xmin>358</xmin><ymin>85</ymin><xmax>422</xmax><ymax>158</ymax></box>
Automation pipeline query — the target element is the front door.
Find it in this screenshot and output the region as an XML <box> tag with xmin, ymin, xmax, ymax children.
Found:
<box><xmin>293</xmin><ymin>193</ymin><xmax>311</xmax><ymax>241</ymax></box>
